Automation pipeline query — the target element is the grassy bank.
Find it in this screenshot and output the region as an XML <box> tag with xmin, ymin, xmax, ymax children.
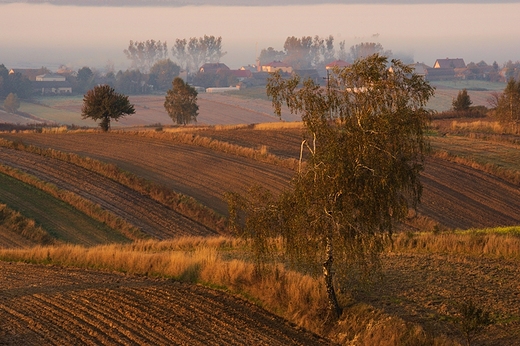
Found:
<box><xmin>6</xmin><ymin>228</ymin><xmax>518</xmax><ymax>344</ymax></box>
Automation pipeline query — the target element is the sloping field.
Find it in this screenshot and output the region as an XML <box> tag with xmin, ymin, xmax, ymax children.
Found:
<box><xmin>419</xmin><ymin>156</ymin><xmax>520</xmax><ymax>229</ymax></box>
<box><xmin>0</xmin><ymin>172</ymin><xmax>127</xmax><ymax>246</ymax></box>
<box><xmin>0</xmin><ymin>261</ymin><xmax>328</xmax><ymax>346</ymax></box>
<box><xmin>426</xmin><ymin>80</ymin><xmax>505</xmax><ymax>112</ymax></box>
<box><xmin>0</xmin><ymin>133</ymin><xmax>293</xmax><ymax>217</ymax></box>
<box><xmin>0</xmin><ymin>110</ymin><xmax>44</xmax><ymax>126</ymax></box>
<box><xmin>1</xmin><ymin>130</ymin><xmax>518</xmax><ymax>231</ymax></box>
<box><xmin>368</xmin><ymin>252</ymin><xmax>520</xmax><ymax>344</ymax></box>
<box><xmin>0</xmin><ymin>147</ymin><xmax>217</xmax><ymax>241</ymax></box>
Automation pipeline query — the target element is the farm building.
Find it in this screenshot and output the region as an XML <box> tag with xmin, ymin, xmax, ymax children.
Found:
<box><xmin>260</xmin><ymin>61</ymin><xmax>293</xmax><ymax>74</ymax></box>
<box><xmin>33</xmin><ymin>73</ymin><xmax>72</xmax><ymax>95</ymax></box>
<box><xmin>198</xmin><ymin>63</ymin><xmax>230</xmax><ymax>74</ymax></box>
<box><xmin>325</xmin><ymin>59</ymin><xmax>350</xmax><ymax>70</ymax></box>
<box><xmin>433</xmin><ymin>58</ymin><xmax>466</xmax><ymax>69</ymax></box>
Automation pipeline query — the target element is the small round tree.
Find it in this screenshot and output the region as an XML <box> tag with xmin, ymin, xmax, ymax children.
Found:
<box><xmin>81</xmin><ymin>85</ymin><xmax>135</xmax><ymax>131</ymax></box>
<box><xmin>3</xmin><ymin>93</ymin><xmax>20</xmax><ymax>113</ymax></box>
<box><xmin>164</xmin><ymin>77</ymin><xmax>199</xmax><ymax>125</ymax></box>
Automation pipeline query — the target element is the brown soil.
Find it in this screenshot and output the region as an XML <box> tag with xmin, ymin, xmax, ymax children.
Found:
<box><xmin>359</xmin><ymin>252</ymin><xmax>520</xmax><ymax>345</ymax></box>
<box><xmin>1</xmin><ymin>128</ymin><xmax>519</xmax><ymax>345</ymax></box>
<box><xmin>2</xmin><ymin>130</ymin><xmax>518</xmax><ymax>231</ymax></box>
<box><xmin>0</xmin><ymin>133</ymin><xmax>294</xmax><ymax>217</ymax></box>
<box><xmin>0</xmin><ymin>262</ymin><xmax>329</xmax><ymax>346</ymax></box>
<box><xmin>0</xmin><ymin>147</ymin><xmax>217</xmax><ymax>240</ymax></box>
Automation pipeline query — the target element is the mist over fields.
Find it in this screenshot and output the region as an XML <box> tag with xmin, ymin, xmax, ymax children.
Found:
<box><xmin>1</xmin><ymin>0</ymin><xmax>518</xmax><ymax>4</ymax></box>
<box><xmin>1</xmin><ymin>2</ymin><xmax>519</xmax><ymax>71</ymax></box>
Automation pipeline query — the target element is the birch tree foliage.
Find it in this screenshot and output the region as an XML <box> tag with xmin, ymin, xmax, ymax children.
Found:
<box><xmin>227</xmin><ymin>54</ymin><xmax>434</xmax><ymax>319</ymax></box>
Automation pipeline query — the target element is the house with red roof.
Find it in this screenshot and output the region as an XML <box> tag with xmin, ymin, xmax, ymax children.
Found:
<box><xmin>325</xmin><ymin>60</ymin><xmax>350</xmax><ymax>70</ymax></box>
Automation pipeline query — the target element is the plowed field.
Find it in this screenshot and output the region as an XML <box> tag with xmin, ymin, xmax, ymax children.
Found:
<box><xmin>0</xmin><ymin>147</ymin><xmax>216</xmax><ymax>240</ymax></box>
<box><xmin>1</xmin><ymin>131</ymin><xmax>519</xmax><ymax>230</ymax></box>
<box><xmin>1</xmin><ymin>126</ymin><xmax>520</xmax><ymax>345</ymax></box>
<box><xmin>0</xmin><ymin>262</ymin><xmax>328</xmax><ymax>346</ymax></box>
<box><xmin>0</xmin><ymin>133</ymin><xmax>294</xmax><ymax>217</ymax></box>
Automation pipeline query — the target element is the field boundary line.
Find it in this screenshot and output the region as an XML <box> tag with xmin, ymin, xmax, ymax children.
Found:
<box><xmin>431</xmin><ymin>149</ymin><xmax>520</xmax><ymax>186</ymax></box>
<box><xmin>0</xmin><ymin>163</ymin><xmax>144</xmax><ymax>241</ymax></box>
<box><xmin>0</xmin><ymin>138</ymin><xmax>226</xmax><ymax>234</ymax></box>
<box><xmin>117</xmin><ymin>130</ymin><xmax>300</xmax><ymax>171</ymax></box>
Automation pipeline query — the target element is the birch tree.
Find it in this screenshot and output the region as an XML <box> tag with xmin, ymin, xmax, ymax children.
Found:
<box><xmin>227</xmin><ymin>54</ymin><xmax>434</xmax><ymax>319</ymax></box>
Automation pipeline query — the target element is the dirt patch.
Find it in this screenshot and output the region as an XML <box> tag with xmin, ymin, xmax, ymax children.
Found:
<box><xmin>0</xmin><ymin>262</ymin><xmax>329</xmax><ymax>346</ymax></box>
<box><xmin>356</xmin><ymin>252</ymin><xmax>520</xmax><ymax>345</ymax></box>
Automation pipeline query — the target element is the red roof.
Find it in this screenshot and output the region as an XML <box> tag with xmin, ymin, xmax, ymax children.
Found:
<box><xmin>263</xmin><ymin>61</ymin><xmax>291</xmax><ymax>68</ymax></box>
<box><xmin>326</xmin><ymin>60</ymin><xmax>350</xmax><ymax>69</ymax></box>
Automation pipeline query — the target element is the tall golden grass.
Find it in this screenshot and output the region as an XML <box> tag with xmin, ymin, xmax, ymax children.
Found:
<box><xmin>0</xmin><ymin>235</ymin><xmax>464</xmax><ymax>345</ymax></box>
<box><xmin>393</xmin><ymin>228</ymin><xmax>520</xmax><ymax>260</ymax></box>
<box><xmin>450</xmin><ymin>120</ymin><xmax>505</xmax><ymax>134</ymax></box>
<box><xmin>0</xmin><ymin>164</ymin><xmax>143</xmax><ymax>241</ymax></box>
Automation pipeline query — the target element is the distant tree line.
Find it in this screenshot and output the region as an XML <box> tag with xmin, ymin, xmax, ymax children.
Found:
<box><xmin>258</xmin><ymin>37</ymin><xmax>396</xmax><ymax>70</ymax></box>
<box><xmin>0</xmin><ymin>64</ymin><xmax>32</xmax><ymax>99</ymax></box>
<box><xmin>108</xmin><ymin>35</ymin><xmax>225</xmax><ymax>91</ymax></box>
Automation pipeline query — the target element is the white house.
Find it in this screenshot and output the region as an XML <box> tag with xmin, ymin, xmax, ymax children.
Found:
<box><xmin>35</xmin><ymin>73</ymin><xmax>66</xmax><ymax>82</ymax></box>
<box><xmin>34</xmin><ymin>73</ymin><xmax>72</xmax><ymax>95</ymax></box>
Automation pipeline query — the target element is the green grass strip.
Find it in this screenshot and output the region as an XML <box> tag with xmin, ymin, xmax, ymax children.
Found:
<box><xmin>0</xmin><ymin>138</ymin><xmax>226</xmax><ymax>234</ymax></box>
<box><xmin>0</xmin><ymin>164</ymin><xmax>144</xmax><ymax>242</ymax></box>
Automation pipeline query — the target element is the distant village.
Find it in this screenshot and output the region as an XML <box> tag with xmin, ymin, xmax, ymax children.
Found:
<box><xmin>2</xmin><ymin>56</ymin><xmax>519</xmax><ymax>98</ymax></box>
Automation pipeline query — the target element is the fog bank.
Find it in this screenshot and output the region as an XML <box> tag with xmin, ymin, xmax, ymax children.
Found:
<box><xmin>1</xmin><ymin>3</ymin><xmax>519</xmax><ymax>71</ymax></box>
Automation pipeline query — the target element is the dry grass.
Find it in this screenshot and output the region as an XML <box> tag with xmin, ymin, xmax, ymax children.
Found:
<box><xmin>252</xmin><ymin>121</ymin><xmax>304</xmax><ymax>130</ymax></box>
<box><xmin>0</xmin><ymin>163</ymin><xmax>144</xmax><ymax>241</ymax></box>
<box><xmin>0</xmin><ymin>235</ymin><xmax>465</xmax><ymax>345</ymax></box>
<box><xmin>392</xmin><ymin>227</ymin><xmax>520</xmax><ymax>260</ymax></box>
<box><xmin>0</xmin><ymin>203</ymin><xmax>55</xmax><ymax>246</ymax></box>
<box><xmin>432</xmin><ymin>150</ymin><xmax>520</xmax><ymax>186</ymax></box>
<box><xmin>449</xmin><ymin>120</ymin><xmax>506</xmax><ymax>134</ymax></box>
<box><xmin>0</xmin><ymin>138</ymin><xmax>226</xmax><ymax>233</ymax></box>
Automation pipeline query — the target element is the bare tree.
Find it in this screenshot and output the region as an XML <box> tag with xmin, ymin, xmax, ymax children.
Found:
<box><xmin>124</xmin><ymin>39</ymin><xmax>168</xmax><ymax>73</ymax></box>
<box><xmin>171</xmin><ymin>35</ymin><xmax>226</xmax><ymax>73</ymax></box>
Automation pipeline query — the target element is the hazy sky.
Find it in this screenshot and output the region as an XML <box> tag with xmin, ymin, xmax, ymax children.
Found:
<box><xmin>1</xmin><ymin>2</ymin><xmax>519</xmax><ymax>71</ymax></box>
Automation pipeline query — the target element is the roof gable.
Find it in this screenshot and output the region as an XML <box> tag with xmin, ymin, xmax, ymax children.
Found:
<box><xmin>326</xmin><ymin>60</ymin><xmax>350</xmax><ymax>69</ymax></box>
<box><xmin>434</xmin><ymin>58</ymin><xmax>466</xmax><ymax>69</ymax></box>
<box><xmin>263</xmin><ymin>61</ymin><xmax>290</xmax><ymax>68</ymax></box>
<box><xmin>199</xmin><ymin>63</ymin><xmax>230</xmax><ymax>73</ymax></box>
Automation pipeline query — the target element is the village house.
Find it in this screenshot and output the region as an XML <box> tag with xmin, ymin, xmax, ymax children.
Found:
<box><xmin>33</xmin><ymin>73</ymin><xmax>72</xmax><ymax>95</ymax></box>
<box><xmin>425</xmin><ymin>58</ymin><xmax>467</xmax><ymax>81</ymax></box>
<box><xmin>410</xmin><ymin>62</ymin><xmax>430</xmax><ymax>77</ymax></box>
<box><xmin>198</xmin><ymin>62</ymin><xmax>230</xmax><ymax>74</ymax></box>
<box><xmin>260</xmin><ymin>61</ymin><xmax>293</xmax><ymax>74</ymax></box>
<box><xmin>325</xmin><ymin>60</ymin><xmax>350</xmax><ymax>70</ymax></box>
